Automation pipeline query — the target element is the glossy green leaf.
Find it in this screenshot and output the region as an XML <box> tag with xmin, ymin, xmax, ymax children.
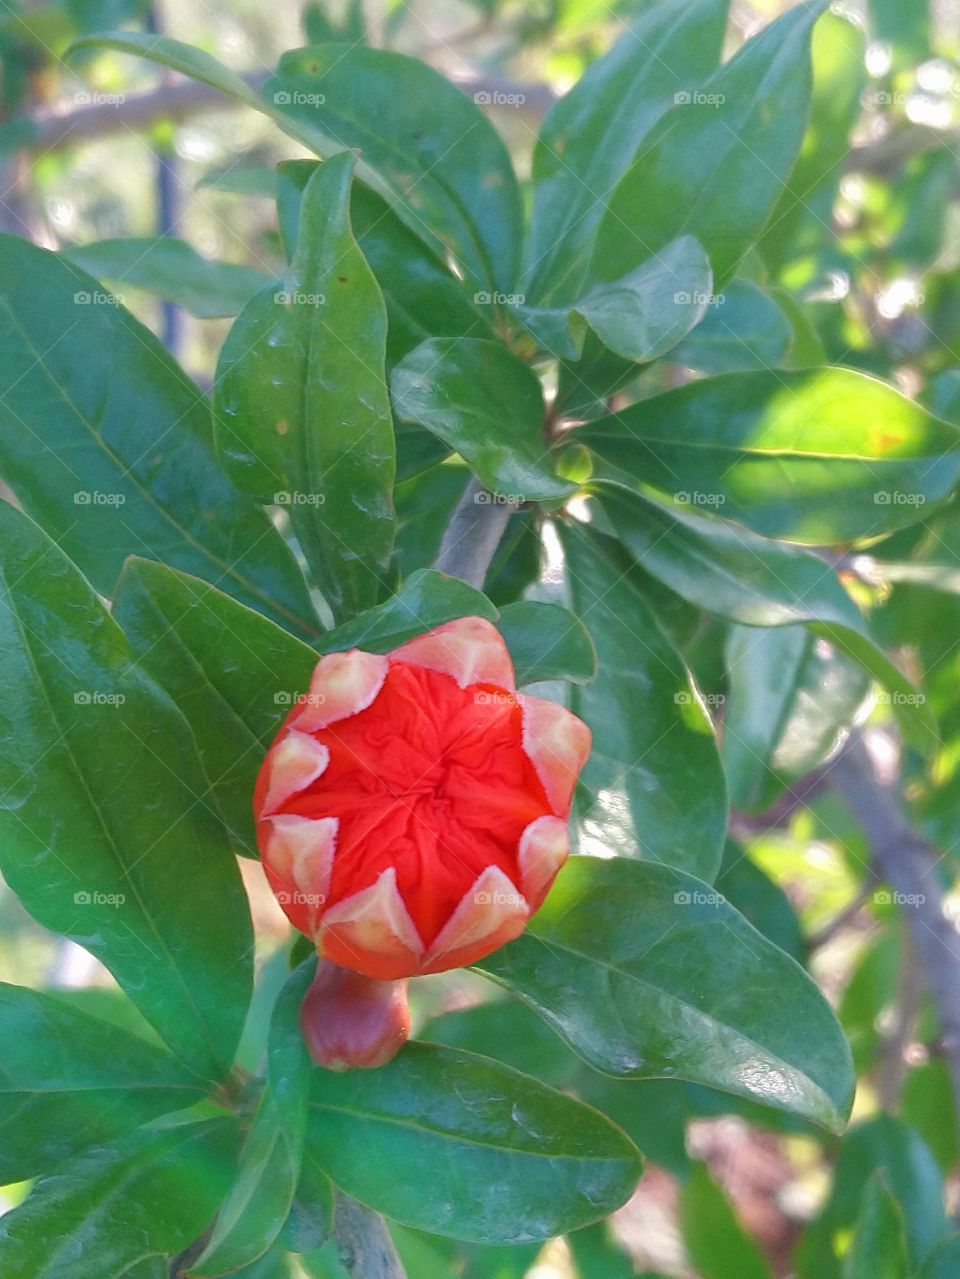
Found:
<box><xmin>568</xmin><ymin>1221</ymin><xmax>636</xmax><ymax>1279</ymax></box>
<box><xmin>723</xmin><ymin>625</ymin><xmax>870</xmax><ymax>812</ymax></box>
<box><xmin>265</xmin><ymin>45</ymin><xmax>523</xmax><ymax>294</ymax></box>
<box><xmin>516</xmin><ymin>237</ymin><xmax>712</xmax><ymax>362</ymax></box>
<box><xmin>61</xmin><ymin>237</ymin><xmax>272</xmax><ymax>318</ymax></box>
<box><xmin>320</xmin><ymin>568</ymin><xmax>497</xmax><ymax>652</ymax></box>
<box><xmin>115</xmin><ymin>558</ymin><xmax>318</xmax><ymax>858</ymax></box>
<box><xmin>307</xmin><ymin>1042</ymin><xmax>642</xmax><ymax>1242</ymax></box>
<box><xmin>580</xmin><ymin>368</ymin><xmax>960</xmax><ymax>543</ymax></box>
<box><xmin>477</xmin><ymin>856</ymin><xmax>855</xmax><ymax>1132</ymax></box>
<box><xmin>421</xmin><ymin>999</ymin><xmax>581</xmax><ymax>1089</ymax></box>
<box><xmin>561</xmin><ymin>522</ymin><xmax>727</xmax><ymax>881</ymax></box>
<box><xmin>669</xmin><ymin>280</ymin><xmax>793</xmax><ymax>373</ymax></box>
<box><xmin>591</xmin><ymin>2</ymin><xmax>825</xmax><ymax>287</ymax></box>
<box><xmin>497</xmin><ymin>600</ymin><xmax>597</xmax><ymax>686</ymax></box>
<box><xmin>715</xmin><ymin>839</ymin><xmax>805</xmax><ymax>964</ymax></box>
<box><xmin>525</xmin><ymin>0</ymin><xmax>729</xmax><ymax>303</ymax></box>
<box><xmin>0</xmin><ymin>234</ymin><xmax>317</xmax><ymax>637</ymax></box>
<box><xmin>280</xmin><ymin>1144</ymin><xmax>335</xmax><ymax>1254</ymax></box>
<box><xmin>0</xmin><ymin>983</ymin><xmax>207</xmax><ymax>1183</ymax></box>
<box><xmin>0</xmin><ymin>506</ymin><xmax>253</xmax><ymax>1080</ymax></box>
<box><xmin>843</xmin><ymin>1174</ymin><xmax>909</xmax><ymax>1279</ymax></box>
<box><xmin>0</xmin><ymin>1117</ymin><xmax>239</xmax><ymax>1278</ymax></box>
<box><xmin>680</xmin><ymin>1162</ymin><xmax>774</xmax><ymax>1279</ymax></box>
<box><xmin>215</xmin><ymin>153</ymin><xmax>395</xmax><ymax>621</ymax></box>
<box><xmin>191</xmin><ymin>962</ymin><xmax>315</xmax><ymax>1276</ymax></box>
<box><xmin>391</xmin><ymin>338</ymin><xmax>573</xmax><ymax>502</ymax></box>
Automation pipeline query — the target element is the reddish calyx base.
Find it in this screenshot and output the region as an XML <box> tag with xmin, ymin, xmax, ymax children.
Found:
<box><xmin>300</xmin><ymin>961</ymin><xmax>410</xmax><ymax>1071</ymax></box>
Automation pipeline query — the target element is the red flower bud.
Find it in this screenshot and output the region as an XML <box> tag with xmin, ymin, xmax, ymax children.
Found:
<box><xmin>300</xmin><ymin>961</ymin><xmax>410</xmax><ymax>1071</ymax></box>
<box><xmin>254</xmin><ymin>617</ymin><xmax>590</xmax><ymax>982</ymax></box>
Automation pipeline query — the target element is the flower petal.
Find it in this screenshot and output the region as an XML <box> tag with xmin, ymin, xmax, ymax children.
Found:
<box><xmin>518</xmin><ymin>815</ymin><xmax>569</xmax><ymax>909</ymax></box>
<box><xmin>294</xmin><ymin>649</ymin><xmax>389</xmax><ymax>732</ymax></box>
<box><xmin>318</xmin><ymin>867</ymin><xmax>424</xmax><ymax>981</ymax></box>
<box><xmin>260</xmin><ymin>731</ymin><xmax>330</xmax><ymax>815</ymax></box>
<box><xmin>260</xmin><ymin>813</ymin><xmax>338</xmax><ymax>934</ymax></box>
<box><xmin>390</xmin><ymin>616</ymin><xmax>515</xmax><ymax>691</ymax></box>
<box><xmin>421</xmin><ymin>865</ymin><xmax>529</xmax><ymax>975</ymax></box>
<box><xmin>521</xmin><ymin>695</ymin><xmax>591</xmax><ymax>815</ymax></box>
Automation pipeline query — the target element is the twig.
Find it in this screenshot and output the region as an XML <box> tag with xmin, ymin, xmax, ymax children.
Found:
<box><xmin>333</xmin><ymin>1192</ymin><xmax>406</xmax><ymax>1279</ymax></box>
<box><xmin>434</xmin><ymin>476</ymin><xmax>514</xmax><ymax>590</ymax></box>
<box><xmin>832</xmin><ymin>732</ymin><xmax>960</xmax><ymax>1130</ymax></box>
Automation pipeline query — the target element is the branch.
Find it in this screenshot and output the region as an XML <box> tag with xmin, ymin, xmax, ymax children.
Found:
<box><xmin>333</xmin><ymin>1192</ymin><xmax>406</xmax><ymax>1279</ymax></box>
<box><xmin>832</xmin><ymin>732</ymin><xmax>960</xmax><ymax>1127</ymax></box>
<box><xmin>433</xmin><ymin>476</ymin><xmax>514</xmax><ymax>590</ymax></box>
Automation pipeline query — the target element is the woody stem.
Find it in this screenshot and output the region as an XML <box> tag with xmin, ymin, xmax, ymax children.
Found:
<box><xmin>434</xmin><ymin>475</ymin><xmax>513</xmax><ymax>589</ymax></box>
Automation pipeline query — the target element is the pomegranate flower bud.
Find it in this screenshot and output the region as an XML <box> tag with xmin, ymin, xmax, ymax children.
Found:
<box><xmin>300</xmin><ymin>961</ymin><xmax>410</xmax><ymax>1071</ymax></box>
<box><xmin>254</xmin><ymin>617</ymin><xmax>591</xmax><ymax>983</ymax></box>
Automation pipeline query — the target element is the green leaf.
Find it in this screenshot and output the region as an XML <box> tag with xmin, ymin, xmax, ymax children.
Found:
<box><xmin>561</xmin><ymin>522</ymin><xmax>727</xmax><ymax>881</ymax></box>
<box><xmin>843</xmin><ymin>1174</ymin><xmax>909</xmax><ymax>1279</ymax></box>
<box><xmin>280</xmin><ymin>1144</ymin><xmax>335</xmax><ymax>1254</ymax></box>
<box><xmin>320</xmin><ymin>568</ymin><xmax>498</xmax><ymax>652</ymax></box>
<box><xmin>0</xmin><ymin>1117</ymin><xmax>239</xmax><ymax>1278</ymax></box>
<box><xmin>0</xmin><ymin>506</ymin><xmax>253</xmax><ymax>1080</ymax></box>
<box><xmin>568</xmin><ymin>1221</ymin><xmax>636</xmax><ymax>1279</ymax></box>
<box><xmin>265</xmin><ymin>45</ymin><xmax>523</xmax><ymax>294</ymax></box>
<box><xmin>715</xmin><ymin>838</ymin><xmax>805</xmax><ymax>964</ymax></box>
<box><xmin>61</xmin><ymin>237</ymin><xmax>273</xmax><ymax>318</ymax></box>
<box><xmin>669</xmin><ymin>280</ymin><xmax>793</xmax><ymax>373</ymax></box>
<box><xmin>525</xmin><ymin>0</ymin><xmax>730</xmax><ymax>304</ymax></box>
<box><xmin>190</xmin><ymin>963</ymin><xmax>316</xmax><ymax>1276</ymax></box>
<box><xmin>0</xmin><ymin>984</ymin><xmax>208</xmax><ymax>1183</ymax></box>
<box><xmin>476</xmin><ymin>855</ymin><xmax>855</xmax><ymax>1132</ymax></box>
<box><xmin>920</xmin><ymin>1237</ymin><xmax>960</xmax><ymax>1279</ymax></box>
<box><xmin>680</xmin><ymin>1162</ymin><xmax>774</xmax><ymax>1279</ymax></box>
<box><xmin>722</xmin><ymin>625</ymin><xmax>871</xmax><ymax>812</ymax></box>
<box><xmin>68</xmin><ymin>31</ymin><xmax>265</xmax><ymax>107</ymax></box>
<box><xmin>516</xmin><ymin>237</ymin><xmax>712</xmax><ymax>362</ymax></box>
<box><xmin>215</xmin><ymin>153</ymin><xmax>395</xmax><ymax>621</ymax></box>
<box><xmin>580</xmin><ymin>368</ymin><xmax>960</xmax><ymax>543</ymax></box>
<box><xmin>307</xmin><ymin>1042</ymin><xmax>642</xmax><ymax>1242</ymax></box>
<box><xmin>591</xmin><ymin>2</ymin><xmax>825</xmax><ymax>287</ymax></box>
<box><xmin>0</xmin><ymin>234</ymin><xmax>317</xmax><ymax>637</ymax></box>
<box><xmin>497</xmin><ymin>600</ymin><xmax>597</xmax><ymax>686</ymax></box>
<box><xmin>391</xmin><ymin>338</ymin><xmax>573</xmax><ymax>502</ymax></box>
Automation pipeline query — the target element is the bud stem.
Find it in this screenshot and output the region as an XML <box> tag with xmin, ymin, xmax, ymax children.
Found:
<box><xmin>434</xmin><ymin>475</ymin><xmax>513</xmax><ymax>589</ymax></box>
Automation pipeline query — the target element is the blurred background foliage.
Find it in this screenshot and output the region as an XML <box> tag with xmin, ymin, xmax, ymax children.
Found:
<box><xmin>2</xmin><ymin>0</ymin><xmax>960</xmax><ymax>1275</ymax></box>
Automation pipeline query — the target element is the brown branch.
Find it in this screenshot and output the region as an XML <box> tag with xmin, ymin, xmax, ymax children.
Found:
<box><xmin>333</xmin><ymin>1192</ymin><xmax>406</xmax><ymax>1279</ymax></box>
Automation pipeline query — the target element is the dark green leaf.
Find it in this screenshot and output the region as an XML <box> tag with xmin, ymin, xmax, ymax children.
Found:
<box><xmin>920</xmin><ymin>1237</ymin><xmax>960</xmax><ymax>1279</ymax></box>
<box><xmin>215</xmin><ymin>153</ymin><xmax>395</xmax><ymax>620</ymax></box>
<box><xmin>265</xmin><ymin>45</ymin><xmax>523</xmax><ymax>294</ymax></box>
<box><xmin>115</xmin><ymin>558</ymin><xmax>318</xmax><ymax>859</ymax></box>
<box><xmin>669</xmin><ymin>280</ymin><xmax>793</xmax><ymax>373</ymax></box>
<box><xmin>307</xmin><ymin>1041</ymin><xmax>642</xmax><ymax>1242</ymax></box>
<box><xmin>525</xmin><ymin>0</ymin><xmax>729</xmax><ymax>303</ymax></box>
<box><xmin>0</xmin><ymin>234</ymin><xmax>317</xmax><ymax>637</ymax></box>
<box><xmin>723</xmin><ymin>626</ymin><xmax>871</xmax><ymax>811</ymax></box>
<box><xmin>280</xmin><ymin>1144</ymin><xmax>335</xmax><ymax>1254</ymax></box>
<box><xmin>319</xmin><ymin>568</ymin><xmax>497</xmax><ymax>652</ymax></box>
<box><xmin>61</xmin><ymin>237</ymin><xmax>273</xmax><ymax>318</ymax></box>
<box><xmin>580</xmin><ymin>368</ymin><xmax>960</xmax><ymax>543</ymax></box>
<box><xmin>516</xmin><ymin>237</ymin><xmax>712</xmax><ymax>362</ymax></box>
<box><xmin>0</xmin><ymin>506</ymin><xmax>253</xmax><ymax>1080</ymax></box>
<box><xmin>568</xmin><ymin>1221</ymin><xmax>635</xmax><ymax>1279</ymax></box>
<box><xmin>391</xmin><ymin>338</ymin><xmax>573</xmax><ymax>502</ymax></box>
<box><xmin>191</xmin><ymin>963</ymin><xmax>316</xmax><ymax>1276</ymax></box>
<box><xmin>477</xmin><ymin>855</ymin><xmax>855</xmax><ymax>1132</ymax></box>
<box><xmin>0</xmin><ymin>983</ymin><xmax>207</xmax><ymax>1183</ymax></box>
<box><xmin>497</xmin><ymin>600</ymin><xmax>597</xmax><ymax>685</ymax></box>
<box><xmin>680</xmin><ymin>1162</ymin><xmax>774</xmax><ymax>1279</ymax></box>
<box><xmin>0</xmin><ymin>1116</ymin><xmax>239</xmax><ymax>1279</ymax></box>
<box><xmin>561</xmin><ymin>522</ymin><xmax>727</xmax><ymax>881</ymax></box>
<box><xmin>715</xmin><ymin>839</ymin><xmax>806</xmax><ymax>963</ymax></box>
<box><xmin>843</xmin><ymin>1173</ymin><xmax>909</xmax><ymax>1279</ymax></box>
<box><xmin>591</xmin><ymin>2</ymin><xmax>825</xmax><ymax>287</ymax></box>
